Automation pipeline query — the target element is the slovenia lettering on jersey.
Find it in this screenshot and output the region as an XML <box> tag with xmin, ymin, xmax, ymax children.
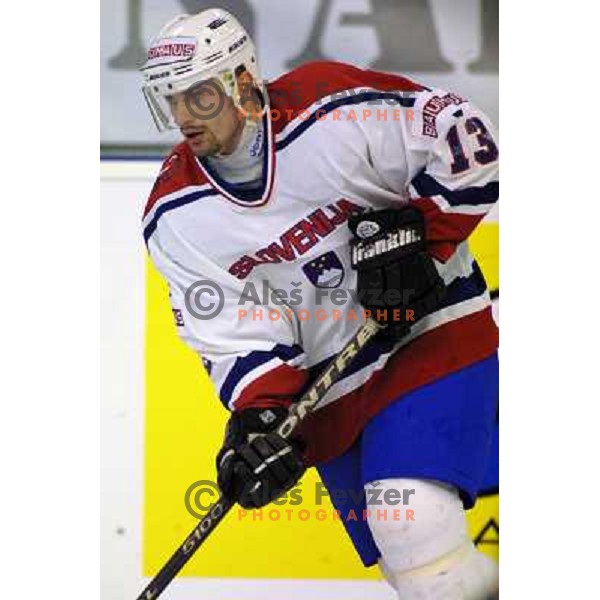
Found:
<box><xmin>228</xmin><ymin>199</ymin><xmax>364</xmax><ymax>279</ymax></box>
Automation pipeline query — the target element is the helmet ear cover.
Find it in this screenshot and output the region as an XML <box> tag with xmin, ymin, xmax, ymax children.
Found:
<box><xmin>139</xmin><ymin>10</ymin><xmax>266</xmax><ymax>132</ymax></box>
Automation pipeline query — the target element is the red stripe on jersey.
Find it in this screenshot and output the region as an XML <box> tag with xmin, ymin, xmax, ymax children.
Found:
<box><xmin>411</xmin><ymin>196</ymin><xmax>486</xmax><ymax>262</ymax></box>
<box><xmin>143</xmin><ymin>142</ymin><xmax>208</xmax><ymax>218</ymax></box>
<box><xmin>297</xmin><ymin>307</ymin><xmax>498</xmax><ymax>465</ymax></box>
<box><xmin>267</xmin><ymin>60</ymin><xmax>424</xmax><ymax>137</ymax></box>
<box><xmin>233</xmin><ymin>362</ymin><xmax>309</xmax><ymax>411</ymax></box>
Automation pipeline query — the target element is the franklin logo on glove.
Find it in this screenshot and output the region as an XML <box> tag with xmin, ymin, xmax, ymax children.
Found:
<box><xmin>349</xmin><ymin>206</ymin><xmax>446</xmax><ymax>339</ymax></box>
<box><xmin>355</xmin><ymin>220</ymin><xmax>381</xmax><ymax>239</ymax></box>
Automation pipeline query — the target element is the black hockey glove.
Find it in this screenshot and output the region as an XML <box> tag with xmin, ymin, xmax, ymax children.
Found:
<box><xmin>348</xmin><ymin>206</ymin><xmax>446</xmax><ymax>340</ymax></box>
<box><xmin>216</xmin><ymin>406</ymin><xmax>306</xmax><ymax>509</ymax></box>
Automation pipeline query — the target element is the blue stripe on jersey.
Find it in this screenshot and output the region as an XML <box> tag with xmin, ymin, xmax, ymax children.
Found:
<box><xmin>275</xmin><ymin>91</ymin><xmax>416</xmax><ymax>152</ymax></box>
<box><xmin>306</xmin><ymin>335</ymin><xmax>397</xmax><ymax>385</ymax></box>
<box><xmin>306</xmin><ymin>263</ymin><xmax>488</xmax><ymax>384</ymax></box>
<box><xmin>411</xmin><ymin>169</ymin><xmax>499</xmax><ymax>207</ymax></box>
<box><xmin>440</xmin><ymin>260</ymin><xmax>488</xmax><ymax>308</ymax></box>
<box><xmin>143</xmin><ymin>188</ymin><xmax>220</xmax><ymax>244</ymax></box>
<box><xmin>220</xmin><ymin>343</ymin><xmax>304</xmax><ymax>407</ymax></box>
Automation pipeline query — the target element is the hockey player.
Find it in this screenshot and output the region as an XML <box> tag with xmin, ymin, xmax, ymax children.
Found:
<box><xmin>140</xmin><ymin>8</ymin><xmax>499</xmax><ymax>599</ymax></box>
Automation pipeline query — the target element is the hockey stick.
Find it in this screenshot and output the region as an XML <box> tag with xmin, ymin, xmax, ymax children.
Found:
<box><xmin>136</xmin><ymin>317</ymin><xmax>383</xmax><ymax>599</ymax></box>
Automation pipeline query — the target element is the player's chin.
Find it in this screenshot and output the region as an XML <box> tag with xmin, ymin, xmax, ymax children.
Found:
<box><xmin>187</xmin><ymin>138</ymin><xmax>217</xmax><ymax>157</ymax></box>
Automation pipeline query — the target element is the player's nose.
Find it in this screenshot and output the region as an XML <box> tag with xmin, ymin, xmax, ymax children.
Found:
<box><xmin>170</xmin><ymin>96</ymin><xmax>195</xmax><ymax>128</ymax></box>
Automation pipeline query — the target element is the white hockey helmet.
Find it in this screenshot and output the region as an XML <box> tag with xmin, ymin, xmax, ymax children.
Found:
<box><xmin>140</xmin><ymin>9</ymin><xmax>265</xmax><ymax>132</ymax></box>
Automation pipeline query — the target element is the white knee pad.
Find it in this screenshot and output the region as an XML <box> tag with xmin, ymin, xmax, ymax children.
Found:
<box><xmin>365</xmin><ymin>478</ymin><xmax>498</xmax><ymax>599</ymax></box>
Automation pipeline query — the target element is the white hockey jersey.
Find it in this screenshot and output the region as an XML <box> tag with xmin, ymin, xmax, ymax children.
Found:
<box><xmin>143</xmin><ymin>61</ymin><xmax>499</xmax><ymax>464</ymax></box>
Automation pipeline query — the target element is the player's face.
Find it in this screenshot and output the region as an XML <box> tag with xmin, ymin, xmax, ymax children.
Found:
<box><xmin>237</xmin><ymin>71</ymin><xmax>253</xmax><ymax>88</ymax></box>
<box><xmin>168</xmin><ymin>81</ymin><xmax>242</xmax><ymax>157</ymax></box>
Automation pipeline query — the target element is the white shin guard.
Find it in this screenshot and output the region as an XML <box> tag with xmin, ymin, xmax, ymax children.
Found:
<box><xmin>365</xmin><ymin>478</ymin><xmax>499</xmax><ymax>599</ymax></box>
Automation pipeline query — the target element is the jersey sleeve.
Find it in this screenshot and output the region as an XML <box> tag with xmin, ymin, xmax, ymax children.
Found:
<box><xmin>148</xmin><ymin>236</ymin><xmax>309</xmax><ymax>412</ymax></box>
<box><xmin>359</xmin><ymin>86</ymin><xmax>499</xmax><ymax>262</ymax></box>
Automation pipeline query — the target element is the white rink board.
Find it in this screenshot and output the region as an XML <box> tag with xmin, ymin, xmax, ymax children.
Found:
<box><xmin>101</xmin><ymin>177</ymin><xmax>147</xmax><ymax>600</ymax></box>
<box><xmin>141</xmin><ymin>578</ymin><xmax>396</xmax><ymax>600</ymax></box>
